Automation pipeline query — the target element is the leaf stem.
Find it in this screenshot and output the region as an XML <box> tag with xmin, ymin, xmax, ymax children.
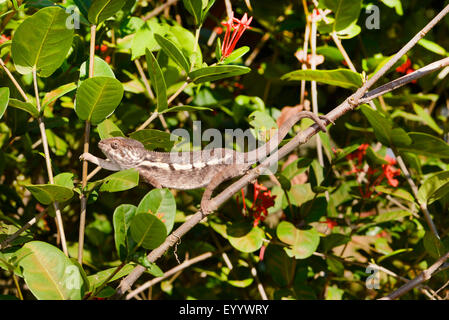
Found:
<box><xmin>32</xmin><ymin>68</ymin><xmax>68</xmax><ymax>256</ymax></box>
<box><xmin>78</xmin><ymin>24</ymin><xmax>97</xmax><ymax>264</ymax></box>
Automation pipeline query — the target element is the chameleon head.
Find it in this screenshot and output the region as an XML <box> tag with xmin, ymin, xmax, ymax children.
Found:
<box><xmin>98</xmin><ymin>137</ymin><xmax>146</xmax><ymax>168</ymax></box>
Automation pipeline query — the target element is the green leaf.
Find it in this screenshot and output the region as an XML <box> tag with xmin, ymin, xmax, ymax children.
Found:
<box><xmin>361</xmin><ymin>105</ymin><xmax>412</xmax><ymax>147</ymax></box>
<box><xmin>222</xmin><ymin>46</ymin><xmax>250</xmax><ymax>64</ymax></box>
<box><xmin>8</xmin><ymin>99</ymin><xmax>39</xmax><ymax>118</ymax></box>
<box><xmin>137</xmin><ymin>189</ymin><xmax>177</xmax><ymax>234</ymax></box>
<box><xmin>182</xmin><ymin>0</ymin><xmax>203</xmax><ymax>25</ymax></box>
<box><xmin>129</xmin><ymin>129</ymin><xmax>176</xmax><ymax>151</ymax></box>
<box><xmin>42</xmin><ymin>83</ymin><xmax>77</xmax><ymax>110</ymax></box>
<box><xmin>0</xmin><ymin>87</ymin><xmax>9</xmax><ymax>119</ymax></box>
<box><xmin>74</xmin><ymin>0</ymin><xmax>92</xmax><ymax>19</ymax></box>
<box><xmin>87</xmin><ymin>264</ymin><xmax>135</xmax><ymax>291</ymax></box>
<box><xmin>412</xmin><ymin>103</ymin><xmax>443</xmax><ymax>135</ymax></box>
<box><xmin>131</xmin><ymin>251</ymin><xmax>164</xmax><ymax>277</ymax></box>
<box><xmin>88</xmin><ymin>0</ymin><xmax>125</xmax><ymax>24</ymax></box>
<box><xmin>373</xmin><ymin>210</ymin><xmax>412</xmax><ymax>224</ymax></box>
<box><xmin>75</xmin><ymin>77</ymin><xmax>124</xmax><ymax>125</ymax></box>
<box><xmin>276</xmin><ymin>221</ymin><xmax>320</xmax><ymax>259</ymax></box>
<box><xmin>399</xmin><ymin>132</ymin><xmax>449</xmax><ymax>158</ymax></box>
<box><xmin>189</xmin><ymin>65</ymin><xmax>251</xmax><ymax>84</ymax></box>
<box><xmin>25</xmin><ymin>184</ymin><xmax>74</xmax><ymax>205</ymax></box>
<box><xmin>154</xmin><ymin>34</ymin><xmax>190</xmax><ymax>73</ymax></box>
<box><xmin>97</xmin><ymin>119</ymin><xmax>125</xmax><ymax>140</ymax></box>
<box><xmin>227</xmin><ymin>222</ymin><xmax>265</xmax><ymax>253</ymax></box>
<box><xmin>113</xmin><ymin>204</ymin><xmax>137</xmax><ymax>261</ymax></box>
<box><xmin>130</xmin><ymin>213</ymin><xmax>167</xmax><ymax>250</ymax></box>
<box><xmin>11</xmin><ymin>6</ymin><xmax>74</xmax><ymax>77</ymax></box>
<box><xmin>321</xmin><ymin>0</ymin><xmax>362</xmax><ymax>32</ymax></box>
<box><xmin>130</xmin><ymin>20</ymin><xmax>162</xmax><ymax>60</ymax></box>
<box><xmin>418</xmin><ymin>39</ymin><xmax>447</xmax><ymax>56</ymax></box>
<box><xmin>374</xmin><ymin>186</ymin><xmax>414</xmax><ymax>203</ymax></box>
<box><xmin>54</xmin><ymin>173</ymin><xmax>75</xmax><ymax>189</ymax></box>
<box><xmin>18</xmin><ymin>241</ymin><xmax>85</xmax><ymax>300</ymax></box>
<box><xmin>159</xmin><ymin>105</ymin><xmax>213</xmax><ymax>114</ymax></box>
<box><xmin>423</xmin><ymin>232</ymin><xmax>446</xmax><ymax>259</ymax></box>
<box><xmin>99</xmin><ymin>169</ymin><xmax>139</xmax><ymax>192</ymax></box>
<box><xmin>418</xmin><ymin>170</ymin><xmax>449</xmax><ymax>205</ymax></box>
<box><xmin>145</xmin><ymin>49</ymin><xmax>168</xmax><ymax>112</ymax></box>
<box><xmin>282</xmin><ymin>69</ymin><xmax>362</xmax><ymax>89</ymax></box>
<box><xmin>80</xmin><ymin>56</ymin><xmax>116</xmax><ymax>80</ymax></box>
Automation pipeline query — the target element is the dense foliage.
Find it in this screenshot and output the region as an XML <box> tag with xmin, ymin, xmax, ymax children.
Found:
<box><xmin>1</xmin><ymin>0</ymin><xmax>449</xmax><ymax>300</ymax></box>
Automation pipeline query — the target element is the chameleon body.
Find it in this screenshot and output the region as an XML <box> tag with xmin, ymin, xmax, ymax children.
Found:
<box><xmin>81</xmin><ymin>111</ymin><xmax>331</xmax><ymax>213</ymax></box>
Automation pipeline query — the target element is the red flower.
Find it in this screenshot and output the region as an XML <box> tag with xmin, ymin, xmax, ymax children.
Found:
<box><xmin>382</xmin><ymin>155</ymin><xmax>401</xmax><ymax>187</ymax></box>
<box><xmin>0</xmin><ymin>34</ymin><xmax>10</xmax><ymax>44</ymax></box>
<box><xmin>396</xmin><ymin>58</ymin><xmax>412</xmax><ymax>73</ymax></box>
<box><xmin>221</xmin><ymin>12</ymin><xmax>253</xmax><ymax>59</ymax></box>
<box><xmin>236</xmin><ymin>181</ymin><xmax>276</xmax><ymax>227</ymax></box>
<box><xmin>396</xmin><ymin>58</ymin><xmax>417</xmax><ymax>84</ymax></box>
<box><xmin>325</xmin><ymin>218</ymin><xmax>337</xmax><ymax>230</ymax></box>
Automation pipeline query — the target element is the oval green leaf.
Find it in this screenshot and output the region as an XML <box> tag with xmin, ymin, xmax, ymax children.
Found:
<box><xmin>11</xmin><ymin>7</ymin><xmax>74</xmax><ymax>77</ymax></box>
<box><xmin>189</xmin><ymin>65</ymin><xmax>251</xmax><ymax>84</ymax></box>
<box><xmin>145</xmin><ymin>49</ymin><xmax>168</xmax><ymax>112</ymax></box>
<box><xmin>75</xmin><ymin>76</ymin><xmax>124</xmax><ymax>125</ymax></box>
<box><xmin>99</xmin><ymin>169</ymin><xmax>139</xmax><ymax>192</ymax></box>
<box><xmin>80</xmin><ymin>56</ymin><xmax>116</xmax><ymax>80</ymax></box>
<box><xmin>25</xmin><ymin>184</ymin><xmax>74</xmax><ymax>205</ymax></box>
<box><xmin>282</xmin><ymin>69</ymin><xmax>362</xmax><ymax>89</ymax></box>
<box><xmin>8</xmin><ymin>99</ymin><xmax>39</xmax><ymax>118</ymax></box>
<box><xmin>321</xmin><ymin>0</ymin><xmax>362</xmax><ymax>32</ymax></box>
<box><xmin>113</xmin><ymin>204</ymin><xmax>137</xmax><ymax>261</ymax></box>
<box><xmin>18</xmin><ymin>241</ymin><xmax>85</xmax><ymax>300</ymax></box>
<box><xmin>154</xmin><ymin>33</ymin><xmax>190</xmax><ymax>73</ymax></box>
<box><xmin>227</xmin><ymin>222</ymin><xmax>265</xmax><ymax>253</ymax></box>
<box><xmin>130</xmin><ymin>213</ymin><xmax>167</xmax><ymax>250</ymax></box>
<box><xmin>399</xmin><ymin>132</ymin><xmax>449</xmax><ymax>159</ymax></box>
<box><xmin>137</xmin><ymin>189</ymin><xmax>176</xmax><ymax>234</ymax></box>
<box><xmin>129</xmin><ymin>129</ymin><xmax>176</xmax><ymax>151</ymax></box>
<box><xmin>88</xmin><ymin>0</ymin><xmax>125</xmax><ymax>25</ymax></box>
<box><xmin>97</xmin><ymin>118</ymin><xmax>125</xmax><ymax>140</ymax></box>
<box><xmin>277</xmin><ymin>221</ymin><xmax>320</xmax><ymax>259</ymax></box>
<box><xmin>0</xmin><ymin>87</ymin><xmax>9</xmax><ymax>119</ymax></box>
<box><xmin>418</xmin><ymin>170</ymin><xmax>449</xmax><ymax>205</ymax></box>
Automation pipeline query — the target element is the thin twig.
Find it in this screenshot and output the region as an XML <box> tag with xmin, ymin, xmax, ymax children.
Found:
<box><xmin>395</xmin><ymin>155</ymin><xmax>440</xmax><ymax>239</ymax></box>
<box><xmin>0</xmin><ymin>211</ymin><xmax>46</xmax><ymax>250</ymax></box>
<box><xmin>32</xmin><ymin>68</ymin><xmax>68</xmax><ymax>256</ymax></box>
<box><xmin>78</xmin><ymin>24</ymin><xmax>97</xmax><ymax>264</ymax></box>
<box><xmin>126</xmin><ymin>249</ymin><xmax>228</xmax><ymax>300</ymax></box>
<box><xmin>380</xmin><ymin>249</ymin><xmax>449</xmax><ymax>300</ymax></box>
<box><xmin>142</xmin><ymin>0</ymin><xmax>179</xmax><ymax>21</ymax></box>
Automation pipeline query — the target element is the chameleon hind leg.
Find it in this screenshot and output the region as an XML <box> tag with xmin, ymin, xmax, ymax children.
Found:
<box><xmin>200</xmin><ymin>165</ymin><xmax>248</xmax><ymax>215</ymax></box>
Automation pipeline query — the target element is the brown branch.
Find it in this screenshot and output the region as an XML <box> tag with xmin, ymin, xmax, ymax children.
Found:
<box><xmin>143</xmin><ymin>0</ymin><xmax>179</xmax><ymax>22</ymax></box>
<box><xmin>113</xmin><ymin>5</ymin><xmax>449</xmax><ymax>298</ymax></box>
<box><xmin>126</xmin><ymin>248</ymin><xmax>230</xmax><ymax>300</ymax></box>
<box><xmin>380</xmin><ymin>250</ymin><xmax>449</xmax><ymax>300</ymax></box>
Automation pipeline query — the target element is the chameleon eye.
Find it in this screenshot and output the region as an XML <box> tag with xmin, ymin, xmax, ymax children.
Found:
<box><xmin>111</xmin><ymin>142</ymin><xmax>119</xmax><ymax>149</ymax></box>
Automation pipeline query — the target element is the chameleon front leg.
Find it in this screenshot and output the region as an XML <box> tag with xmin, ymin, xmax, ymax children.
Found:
<box><xmin>80</xmin><ymin>152</ymin><xmax>122</xmax><ymax>171</ymax></box>
<box><xmin>200</xmin><ymin>165</ymin><xmax>248</xmax><ymax>214</ymax></box>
